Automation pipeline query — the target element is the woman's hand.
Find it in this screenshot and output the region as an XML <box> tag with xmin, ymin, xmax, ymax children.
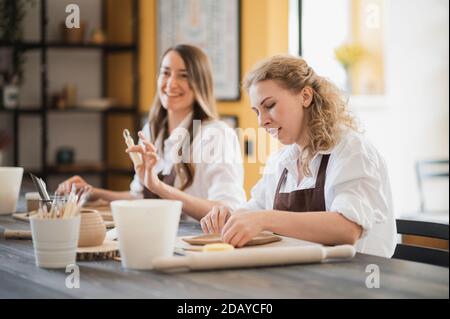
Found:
<box><xmin>221</xmin><ymin>211</ymin><xmax>268</xmax><ymax>247</ymax></box>
<box><xmin>126</xmin><ymin>131</ymin><xmax>162</xmax><ymax>193</ymax></box>
<box><xmin>56</xmin><ymin>175</ymin><xmax>91</xmax><ymax>194</ymax></box>
<box><xmin>200</xmin><ymin>205</ymin><xmax>232</xmax><ymax>234</ymax></box>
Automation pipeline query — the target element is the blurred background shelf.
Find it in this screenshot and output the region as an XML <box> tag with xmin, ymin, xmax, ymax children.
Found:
<box><xmin>47</xmin><ymin>163</ymin><xmax>134</xmax><ymax>175</ymax></box>
<box><xmin>0</xmin><ymin>41</ymin><xmax>136</xmax><ymax>52</ymax></box>
<box><xmin>0</xmin><ymin>106</ymin><xmax>137</xmax><ymax>114</ymax></box>
<box><xmin>23</xmin><ymin>164</ymin><xmax>135</xmax><ymax>179</ymax></box>
<box><xmin>0</xmin><ymin>0</ymin><xmax>140</xmax><ymax>191</ymax></box>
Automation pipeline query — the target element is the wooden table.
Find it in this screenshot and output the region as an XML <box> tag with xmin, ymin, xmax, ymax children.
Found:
<box><xmin>0</xmin><ymin>214</ymin><xmax>448</xmax><ymax>299</ymax></box>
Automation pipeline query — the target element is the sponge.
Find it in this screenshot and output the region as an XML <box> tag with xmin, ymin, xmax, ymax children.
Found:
<box><xmin>202</xmin><ymin>243</ymin><xmax>235</xmax><ymax>252</ymax></box>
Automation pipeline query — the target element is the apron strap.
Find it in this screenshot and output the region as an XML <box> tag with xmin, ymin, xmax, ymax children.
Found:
<box><xmin>274</xmin><ymin>168</ymin><xmax>288</xmax><ymax>196</ymax></box>
<box><xmin>161</xmin><ymin>166</ymin><xmax>177</xmax><ymax>186</ymax></box>
<box><xmin>275</xmin><ymin>154</ymin><xmax>330</xmax><ymax>194</ymax></box>
<box><xmin>274</xmin><ymin>154</ymin><xmax>330</xmax><ymax>196</ymax></box>
<box><xmin>315</xmin><ymin>154</ymin><xmax>330</xmax><ymax>188</ymax></box>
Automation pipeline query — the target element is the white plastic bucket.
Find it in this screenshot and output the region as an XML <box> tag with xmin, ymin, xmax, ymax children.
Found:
<box><xmin>30</xmin><ymin>216</ymin><xmax>81</xmax><ymax>268</ymax></box>
<box><xmin>111</xmin><ymin>199</ymin><xmax>182</xmax><ymax>270</ymax></box>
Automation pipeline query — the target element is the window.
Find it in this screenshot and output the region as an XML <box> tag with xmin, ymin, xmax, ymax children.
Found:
<box><xmin>290</xmin><ymin>0</ymin><xmax>386</xmax><ymax>101</ymax></box>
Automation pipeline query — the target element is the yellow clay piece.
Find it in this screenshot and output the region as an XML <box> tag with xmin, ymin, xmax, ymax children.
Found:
<box><xmin>202</xmin><ymin>243</ymin><xmax>235</xmax><ymax>252</ymax></box>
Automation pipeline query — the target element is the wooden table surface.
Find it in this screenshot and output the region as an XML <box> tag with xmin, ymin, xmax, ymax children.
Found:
<box><xmin>0</xmin><ymin>213</ymin><xmax>448</xmax><ymax>299</ymax></box>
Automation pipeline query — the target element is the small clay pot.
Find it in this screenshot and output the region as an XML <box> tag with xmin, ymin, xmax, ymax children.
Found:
<box><xmin>61</xmin><ymin>21</ymin><xmax>86</xmax><ymax>44</ymax></box>
<box><xmin>78</xmin><ymin>209</ymin><xmax>106</xmax><ymax>247</ymax></box>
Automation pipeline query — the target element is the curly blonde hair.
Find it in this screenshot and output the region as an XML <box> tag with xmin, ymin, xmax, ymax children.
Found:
<box><xmin>243</xmin><ymin>55</ymin><xmax>358</xmax><ymax>176</ymax></box>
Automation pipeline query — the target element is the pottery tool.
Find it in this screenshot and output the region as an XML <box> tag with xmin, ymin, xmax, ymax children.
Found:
<box><xmin>29</xmin><ymin>173</ymin><xmax>51</xmax><ymax>210</ymax></box>
<box><xmin>29</xmin><ymin>184</ymin><xmax>92</xmax><ymax>220</ymax></box>
<box><xmin>0</xmin><ymin>225</ymin><xmax>32</xmax><ymax>240</ymax></box>
<box><xmin>123</xmin><ymin>129</ymin><xmax>143</xmax><ymax>167</ymax></box>
<box><xmin>29</xmin><ymin>173</ymin><xmax>51</xmax><ymax>201</ymax></box>
<box><xmin>183</xmin><ymin>232</ymin><xmax>282</xmax><ymax>247</ymax></box>
<box><xmin>153</xmin><ymin>244</ymin><xmax>356</xmax><ymax>272</ymax></box>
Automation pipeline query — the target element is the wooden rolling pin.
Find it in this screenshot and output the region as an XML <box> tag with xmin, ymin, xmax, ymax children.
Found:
<box><xmin>152</xmin><ymin>245</ymin><xmax>356</xmax><ymax>272</ymax></box>
<box><xmin>0</xmin><ymin>226</ymin><xmax>32</xmax><ymax>240</ymax></box>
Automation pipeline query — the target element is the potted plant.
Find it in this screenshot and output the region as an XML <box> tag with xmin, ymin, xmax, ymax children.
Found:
<box><xmin>334</xmin><ymin>42</ymin><xmax>365</xmax><ymax>93</ymax></box>
<box><xmin>0</xmin><ymin>0</ymin><xmax>35</xmax><ymax>82</ymax></box>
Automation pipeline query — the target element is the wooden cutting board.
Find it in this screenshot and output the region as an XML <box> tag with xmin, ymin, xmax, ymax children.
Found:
<box><xmin>183</xmin><ymin>232</ymin><xmax>282</xmax><ymax>246</ymax></box>
<box><xmin>76</xmin><ymin>240</ymin><xmax>119</xmax><ymax>261</ymax></box>
<box><xmin>12</xmin><ymin>211</ymin><xmax>38</xmax><ymax>222</ymax></box>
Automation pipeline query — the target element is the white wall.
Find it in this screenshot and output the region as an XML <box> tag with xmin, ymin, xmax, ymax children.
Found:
<box><xmin>293</xmin><ymin>0</ymin><xmax>449</xmax><ymax>215</ymax></box>
<box><xmin>354</xmin><ymin>0</ymin><xmax>449</xmax><ymax>214</ymax></box>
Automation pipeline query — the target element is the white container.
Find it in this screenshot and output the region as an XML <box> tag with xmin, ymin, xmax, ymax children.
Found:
<box><xmin>30</xmin><ymin>216</ymin><xmax>81</xmax><ymax>269</ymax></box>
<box><xmin>0</xmin><ymin>167</ymin><xmax>23</xmax><ymax>215</ymax></box>
<box><xmin>25</xmin><ymin>192</ymin><xmax>41</xmax><ymax>212</ymax></box>
<box><xmin>111</xmin><ymin>199</ymin><xmax>182</xmax><ymax>270</ymax></box>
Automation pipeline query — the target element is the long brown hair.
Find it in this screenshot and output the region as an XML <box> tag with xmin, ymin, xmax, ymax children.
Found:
<box><xmin>243</xmin><ymin>55</ymin><xmax>358</xmax><ymax>176</ymax></box>
<box><xmin>148</xmin><ymin>44</ymin><xmax>218</xmax><ymax>189</ymax></box>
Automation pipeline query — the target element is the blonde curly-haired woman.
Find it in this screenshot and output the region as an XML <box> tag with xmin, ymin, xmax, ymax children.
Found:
<box><xmin>201</xmin><ymin>55</ymin><xmax>396</xmax><ymax>257</ymax></box>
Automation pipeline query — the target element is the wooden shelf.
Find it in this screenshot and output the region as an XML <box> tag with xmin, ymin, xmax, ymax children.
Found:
<box><xmin>0</xmin><ymin>108</ymin><xmax>40</xmax><ymax>114</ymax></box>
<box><xmin>0</xmin><ymin>41</ymin><xmax>136</xmax><ymax>52</ymax></box>
<box><xmin>49</xmin><ymin>107</ymin><xmax>136</xmax><ymax>114</ymax></box>
<box><xmin>0</xmin><ymin>41</ymin><xmax>42</xmax><ymax>49</ymax></box>
<box><xmin>107</xmin><ymin>168</ymin><xmax>136</xmax><ymax>175</ymax></box>
<box><xmin>48</xmin><ymin>42</ymin><xmax>136</xmax><ymax>52</ymax></box>
<box><xmin>0</xmin><ymin>106</ymin><xmax>137</xmax><ymax>114</ymax></box>
<box><xmin>44</xmin><ymin>163</ymin><xmax>134</xmax><ymax>175</ymax></box>
<box><xmin>48</xmin><ymin>163</ymin><xmax>104</xmax><ymax>174</ymax></box>
<box><xmin>6</xmin><ymin>0</ymin><xmax>140</xmax><ymax>189</ymax></box>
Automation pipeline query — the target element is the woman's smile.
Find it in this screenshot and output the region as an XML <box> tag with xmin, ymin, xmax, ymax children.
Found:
<box><xmin>164</xmin><ymin>90</ymin><xmax>184</xmax><ymax>100</ymax></box>
<box><xmin>267</xmin><ymin>127</ymin><xmax>282</xmax><ymax>138</ymax></box>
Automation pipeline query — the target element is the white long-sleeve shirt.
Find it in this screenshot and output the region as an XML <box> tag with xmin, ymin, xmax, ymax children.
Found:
<box><xmin>240</xmin><ymin>129</ymin><xmax>396</xmax><ymax>258</ymax></box>
<box><xmin>130</xmin><ymin>113</ymin><xmax>247</xmax><ymax>210</ymax></box>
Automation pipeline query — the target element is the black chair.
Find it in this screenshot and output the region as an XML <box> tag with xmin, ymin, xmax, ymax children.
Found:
<box><xmin>416</xmin><ymin>159</ymin><xmax>449</xmax><ymax>212</ymax></box>
<box><xmin>393</xmin><ymin>219</ymin><xmax>449</xmax><ymax>267</ymax></box>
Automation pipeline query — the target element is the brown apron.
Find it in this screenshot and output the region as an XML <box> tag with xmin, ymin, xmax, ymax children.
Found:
<box><xmin>273</xmin><ymin>154</ymin><xmax>330</xmax><ymax>212</ymax></box>
<box><xmin>143</xmin><ymin>168</ymin><xmax>176</xmax><ymax>199</ymax></box>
